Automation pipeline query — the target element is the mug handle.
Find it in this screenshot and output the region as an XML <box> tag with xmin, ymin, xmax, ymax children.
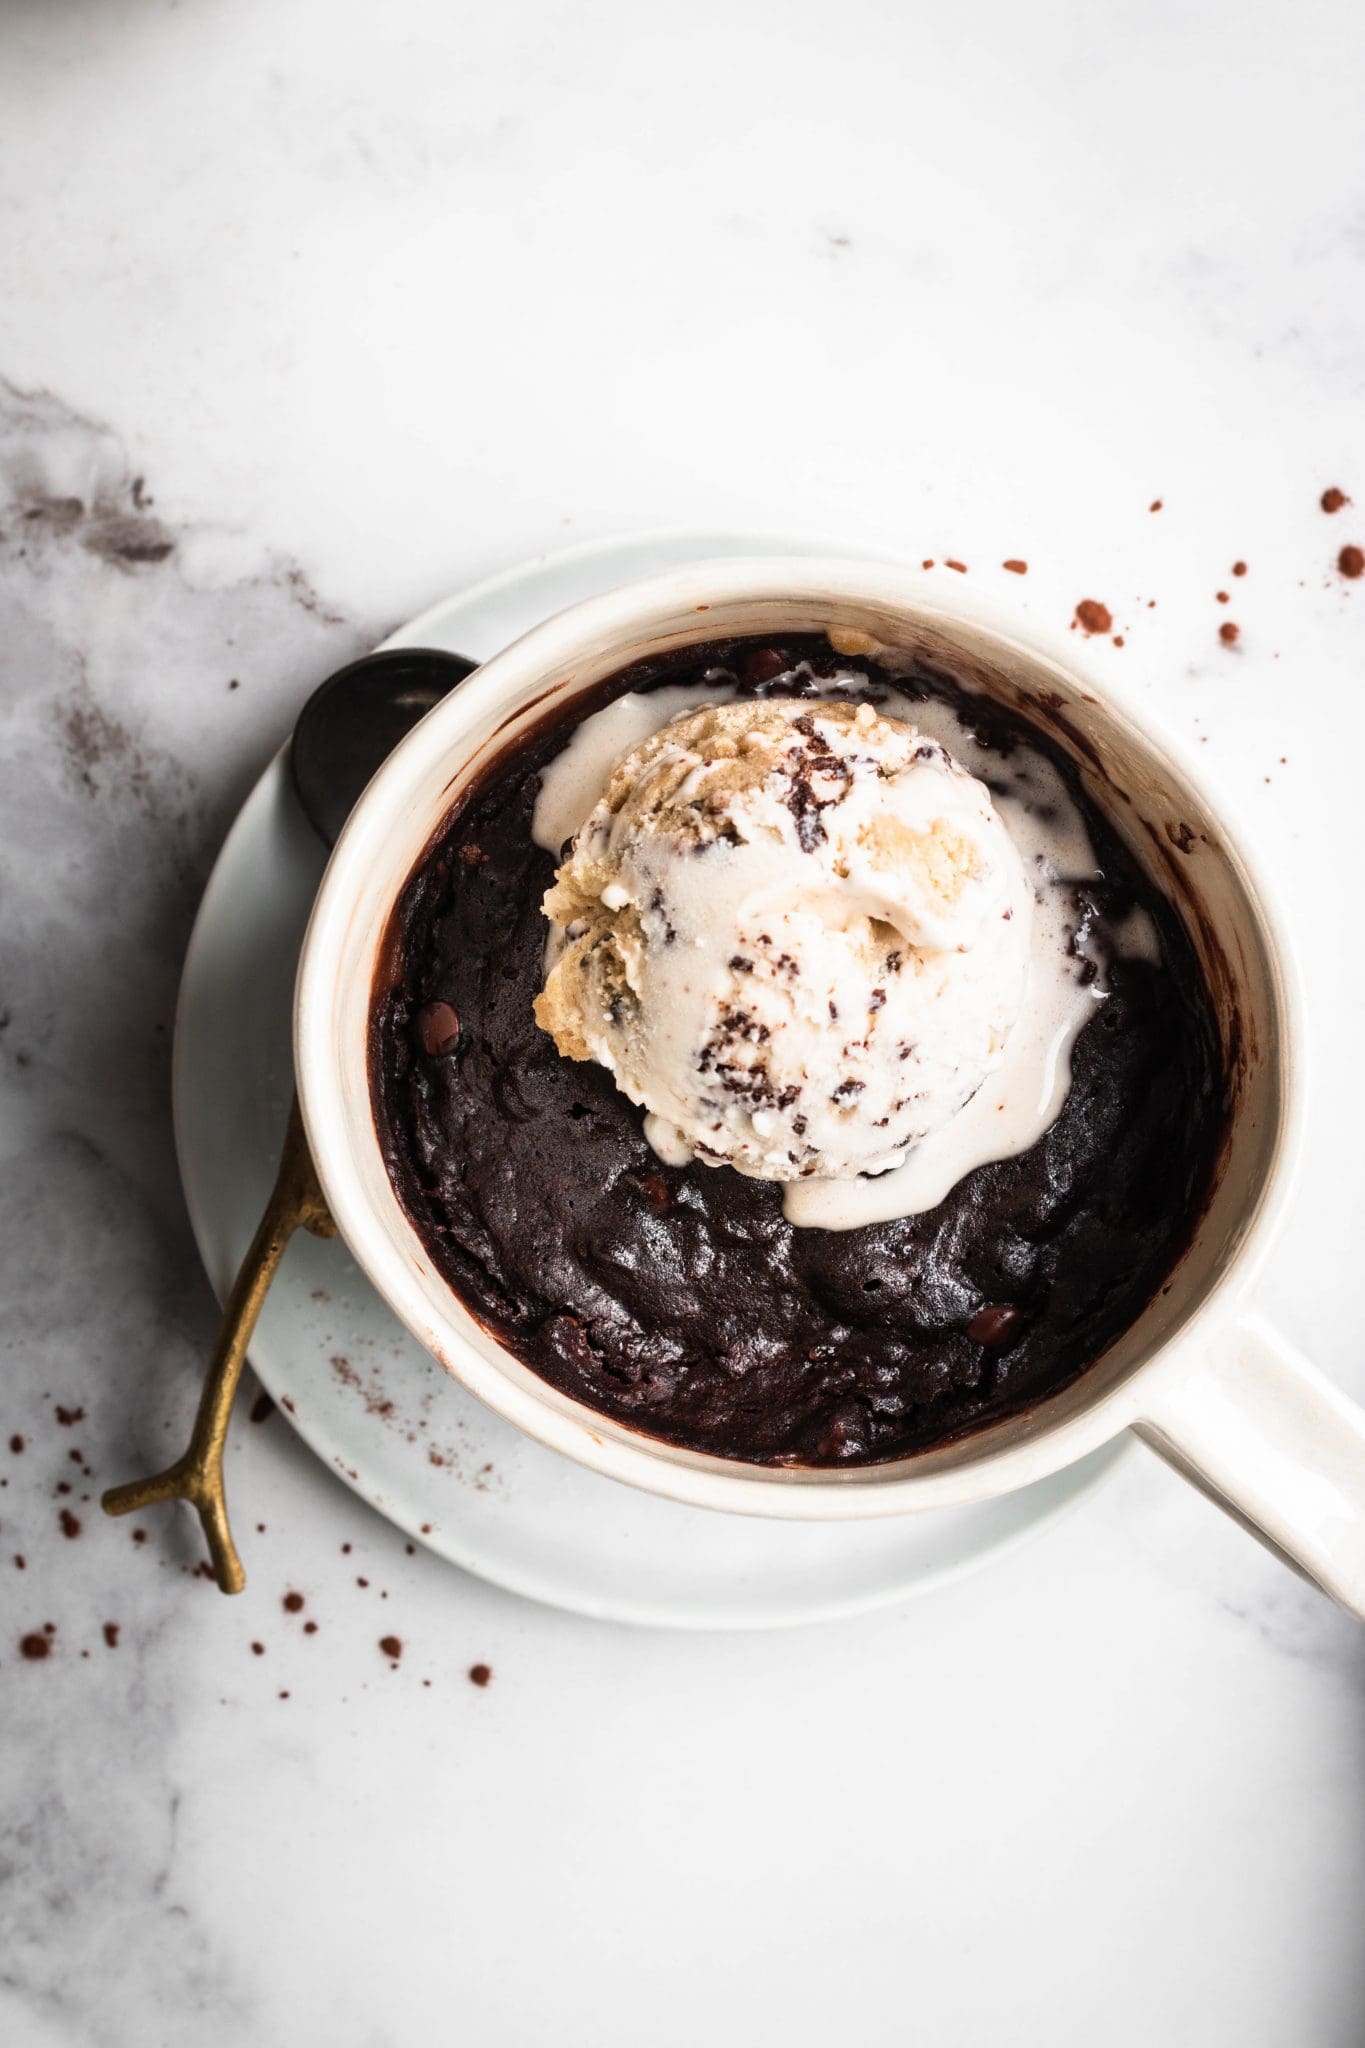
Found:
<box><xmin>1132</xmin><ymin>1312</ymin><xmax>1365</xmax><ymax>1620</ymax></box>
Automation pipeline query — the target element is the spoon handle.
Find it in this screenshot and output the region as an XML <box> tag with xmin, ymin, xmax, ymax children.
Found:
<box><xmin>102</xmin><ymin>1095</ymin><xmax>335</xmax><ymax>1592</ymax></box>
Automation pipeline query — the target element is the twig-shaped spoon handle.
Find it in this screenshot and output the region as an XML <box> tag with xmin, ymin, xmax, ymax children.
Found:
<box><xmin>102</xmin><ymin>1095</ymin><xmax>335</xmax><ymax>1592</ymax></box>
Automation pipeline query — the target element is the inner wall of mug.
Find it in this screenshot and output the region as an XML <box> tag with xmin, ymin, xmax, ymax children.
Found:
<box><xmin>303</xmin><ymin>574</ymin><xmax>1289</xmax><ymax>1506</ymax></box>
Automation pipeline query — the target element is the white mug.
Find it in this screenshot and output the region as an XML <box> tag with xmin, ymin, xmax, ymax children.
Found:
<box><xmin>295</xmin><ymin>559</ymin><xmax>1365</xmax><ymax>1619</ymax></box>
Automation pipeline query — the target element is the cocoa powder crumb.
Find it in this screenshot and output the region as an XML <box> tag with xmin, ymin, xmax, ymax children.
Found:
<box><xmin>1233</xmin><ymin>561</ymin><xmax>1247</xmax><ymax>576</ymax></box>
<box><xmin>1216</xmin><ymin>591</ymin><xmax>1229</xmax><ymax>603</ymax></box>
<box><xmin>15</xmin><ymin>1555</ymin><xmax>25</xmax><ymax>1569</ymax></box>
<box><xmin>1002</xmin><ymin>559</ymin><xmax>1028</xmax><ymax>574</ymax></box>
<box><xmin>304</xmin><ymin>1621</ymin><xmax>318</xmax><ymax>1635</ymax></box>
<box><xmin>249</xmin><ymin>1390</ymin><xmax>275</xmax><ymax>1425</ymax></box>
<box><xmin>59</xmin><ymin>1509</ymin><xmax>81</xmax><ymax>1539</ymax></box>
<box><xmin>1219</xmin><ymin>622</ymin><xmax>1240</xmax><ymax>645</ymax></box>
<box><xmin>20</xmin><ymin>1633</ymin><xmax>50</xmax><ymax>1661</ymax></box>
<box><xmin>8</xmin><ymin>1435</ymin><xmax>23</xmax><ymax>1454</ymax></box>
<box><xmin>921</xmin><ymin>558</ymin><xmax>935</xmax><ymax>570</ymax></box>
<box><xmin>1149</xmin><ymin>499</ymin><xmax>1163</xmax><ymax>512</ymax></box>
<box><xmin>379</xmin><ymin>1635</ymin><xmax>403</xmax><ymax>1662</ymax></box>
<box><xmin>132</xmin><ymin>1528</ymin><xmax>147</xmax><ymax>1544</ymax></box>
<box><xmin>282</xmin><ymin>1591</ymin><xmax>304</xmax><ymax>1613</ymax></box>
<box><xmin>103</xmin><ymin>1622</ymin><xmax>119</xmax><ymax>1648</ymax></box>
<box><xmin>55</xmin><ymin>1405</ymin><xmax>85</xmax><ymax>1427</ymax></box>
<box><xmin>251</xmin><ymin>1641</ymin><xmax>265</xmax><ymax>1656</ymax></box>
<box><xmin>1339</xmin><ymin>545</ymin><xmax>1364</xmax><ymax>579</ymax></box>
<box><xmin>468</xmin><ymin>1663</ymin><xmax>493</xmax><ymax>1688</ymax></box>
<box><xmin>1322</xmin><ymin>487</ymin><xmax>1349</xmax><ymax>514</ymax></box>
<box><xmin>1074</xmin><ymin>599</ymin><xmax>1113</xmax><ymax>635</ymax></box>
<box><xmin>945</xmin><ymin>559</ymin><xmax>967</xmax><ymax>573</ymax></box>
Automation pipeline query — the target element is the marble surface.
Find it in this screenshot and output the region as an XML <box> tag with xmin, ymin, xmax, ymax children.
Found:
<box><xmin>2</xmin><ymin>1</ymin><xmax>1365</xmax><ymax>2042</ymax></box>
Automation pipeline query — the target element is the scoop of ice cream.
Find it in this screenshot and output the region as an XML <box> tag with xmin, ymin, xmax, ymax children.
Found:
<box><xmin>534</xmin><ymin>697</ymin><xmax>1032</xmax><ymax>1182</ymax></box>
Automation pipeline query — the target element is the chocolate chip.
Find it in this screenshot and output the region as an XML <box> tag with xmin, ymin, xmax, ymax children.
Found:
<box><xmin>741</xmin><ymin>645</ymin><xmax>791</xmax><ymax>686</ymax></box>
<box><xmin>967</xmin><ymin>1304</ymin><xmax>1023</xmax><ymax>1348</ymax></box>
<box><xmin>417</xmin><ymin>1001</ymin><xmax>461</xmax><ymax>1056</ymax></box>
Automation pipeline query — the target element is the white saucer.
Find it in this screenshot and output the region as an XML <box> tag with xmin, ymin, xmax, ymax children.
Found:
<box><xmin>173</xmin><ymin>530</ymin><xmax>1126</xmax><ymax>1628</ymax></box>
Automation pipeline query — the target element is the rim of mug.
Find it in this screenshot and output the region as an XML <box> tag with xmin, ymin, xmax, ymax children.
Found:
<box><xmin>294</xmin><ymin>557</ymin><xmax>1306</xmax><ymax>1520</ymax></box>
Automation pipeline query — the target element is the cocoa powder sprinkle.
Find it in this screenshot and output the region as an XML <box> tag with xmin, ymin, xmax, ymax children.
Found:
<box><xmin>1338</xmin><ymin>544</ymin><xmax>1364</xmax><ymax>580</ymax></box>
<box><xmin>8</xmin><ymin>1435</ymin><xmax>23</xmax><ymax>1454</ymax></box>
<box><xmin>59</xmin><ymin>1509</ymin><xmax>81</xmax><ymax>1539</ymax></box>
<box><xmin>20</xmin><ymin>1632</ymin><xmax>50</xmax><ymax>1661</ymax></box>
<box><xmin>1074</xmin><ymin>599</ymin><xmax>1113</xmax><ymax>635</ymax></box>
<box><xmin>282</xmin><ymin>1591</ymin><xmax>304</xmax><ymax>1613</ymax></box>
<box><xmin>1322</xmin><ymin>487</ymin><xmax>1349</xmax><ymax>514</ymax></box>
<box><xmin>1002</xmin><ymin>559</ymin><xmax>1028</xmax><ymax>574</ymax></box>
<box><xmin>380</xmin><ymin>1635</ymin><xmax>403</xmax><ymax>1661</ymax></box>
<box><xmin>468</xmin><ymin>1663</ymin><xmax>493</xmax><ymax>1688</ymax></box>
<box><xmin>1219</xmin><ymin>622</ymin><xmax>1240</xmax><ymax>645</ymax></box>
<box><xmin>103</xmin><ymin>1622</ymin><xmax>120</xmax><ymax>1648</ymax></box>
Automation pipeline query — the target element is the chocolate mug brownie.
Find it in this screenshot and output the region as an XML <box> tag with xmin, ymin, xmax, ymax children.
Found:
<box><xmin>371</xmin><ymin>636</ymin><xmax>1224</xmax><ymax>1468</ymax></box>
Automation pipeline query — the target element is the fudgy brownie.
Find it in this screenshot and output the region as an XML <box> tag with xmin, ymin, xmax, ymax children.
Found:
<box><xmin>371</xmin><ymin>638</ymin><xmax>1224</xmax><ymax>1466</ymax></box>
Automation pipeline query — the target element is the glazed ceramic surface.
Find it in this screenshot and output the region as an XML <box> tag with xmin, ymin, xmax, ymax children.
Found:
<box><xmin>298</xmin><ymin>554</ymin><xmax>1365</xmax><ymax>1618</ymax></box>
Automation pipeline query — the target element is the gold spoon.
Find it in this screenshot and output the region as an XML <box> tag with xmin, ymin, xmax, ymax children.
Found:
<box><xmin>102</xmin><ymin>1098</ymin><xmax>335</xmax><ymax>1591</ymax></box>
<box><xmin>102</xmin><ymin>647</ymin><xmax>478</xmax><ymax>1591</ymax></box>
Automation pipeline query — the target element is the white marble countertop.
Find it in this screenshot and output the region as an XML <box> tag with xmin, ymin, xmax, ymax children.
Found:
<box><xmin>3</xmin><ymin>2</ymin><xmax>1365</xmax><ymax>2042</ymax></box>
